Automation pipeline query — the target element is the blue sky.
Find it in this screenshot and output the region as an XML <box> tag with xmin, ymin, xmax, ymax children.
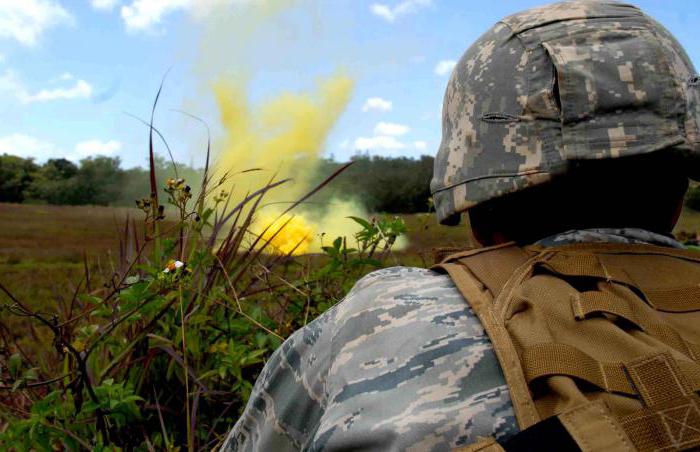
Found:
<box><xmin>1</xmin><ymin>0</ymin><xmax>699</xmax><ymax>168</ymax></box>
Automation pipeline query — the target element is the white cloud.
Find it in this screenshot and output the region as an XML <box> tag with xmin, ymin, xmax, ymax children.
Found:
<box><xmin>0</xmin><ymin>134</ymin><xmax>122</xmax><ymax>162</ymax></box>
<box><xmin>74</xmin><ymin>139</ymin><xmax>122</xmax><ymax>158</ymax></box>
<box><xmin>414</xmin><ymin>140</ymin><xmax>427</xmax><ymax>151</ymax></box>
<box><xmin>369</xmin><ymin>4</ymin><xmax>393</xmax><ymax>22</ymax></box>
<box><xmin>362</xmin><ymin>97</ymin><xmax>393</xmax><ymax>113</ymax></box>
<box><xmin>118</xmin><ymin>0</ymin><xmax>265</xmax><ymax>33</ymax></box>
<box><xmin>370</xmin><ymin>0</ymin><xmax>431</xmax><ymax>23</ymax></box>
<box><xmin>58</xmin><ymin>71</ymin><xmax>73</xmax><ymax>81</ymax></box>
<box><xmin>354</xmin><ymin>135</ymin><xmax>406</xmax><ymax>151</ymax></box>
<box><xmin>25</xmin><ymin>79</ymin><xmax>93</xmax><ymax>103</ymax></box>
<box><xmin>0</xmin><ymin>70</ymin><xmax>93</xmax><ymax>104</ymax></box>
<box><xmin>374</xmin><ymin>121</ymin><xmax>409</xmax><ymax>136</ymax></box>
<box><xmin>120</xmin><ymin>0</ymin><xmax>192</xmax><ymax>32</ymax></box>
<box><xmin>0</xmin><ymin>0</ymin><xmax>73</xmax><ymax>46</ymax></box>
<box><xmin>434</xmin><ymin>59</ymin><xmax>457</xmax><ymax>76</ymax></box>
<box><xmin>90</xmin><ymin>0</ymin><xmax>121</xmax><ymax>11</ymax></box>
<box><xmin>0</xmin><ymin>133</ymin><xmax>60</xmax><ymax>160</ymax></box>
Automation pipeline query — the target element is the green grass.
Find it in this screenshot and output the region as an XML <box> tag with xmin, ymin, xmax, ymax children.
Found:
<box><xmin>2</xmin><ymin>202</ymin><xmax>700</xmax><ymax>304</ymax></box>
<box><xmin>2</xmin><ymin>201</ymin><xmax>700</xmax><ymax>449</ymax></box>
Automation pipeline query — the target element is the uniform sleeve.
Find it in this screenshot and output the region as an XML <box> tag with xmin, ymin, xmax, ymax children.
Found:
<box><xmin>221</xmin><ymin>294</ymin><xmax>338</xmax><ymax>451</ymax></box>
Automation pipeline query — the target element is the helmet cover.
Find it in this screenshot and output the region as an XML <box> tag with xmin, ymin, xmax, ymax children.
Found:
<box><xmin>431</xmin><ymin>0</ymin><xmax>700</xmax><ymax>224</ymax></box>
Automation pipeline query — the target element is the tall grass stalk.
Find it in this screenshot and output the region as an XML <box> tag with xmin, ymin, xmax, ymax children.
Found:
<box><xmin>0</xmin><ymin>89</ymin><xmax>406</xmax><ymax>450</ymax></box>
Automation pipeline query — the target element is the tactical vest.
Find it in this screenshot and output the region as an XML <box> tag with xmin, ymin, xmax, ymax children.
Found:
<box><xmin>433</xmin><ymin>242</ymin><xmax>700</xmax><ymax>451</ymax></box>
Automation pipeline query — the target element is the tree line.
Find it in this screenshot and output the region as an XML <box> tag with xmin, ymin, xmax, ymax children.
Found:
<box><xmin>0</xmin><ymin>154</ymin><xmax>202</xmax><ymax>207</ymax></box>
<box><xmin>0</xmin><ymin>154</ymin><xmax>436</xmax><ymax>214</ymax></box>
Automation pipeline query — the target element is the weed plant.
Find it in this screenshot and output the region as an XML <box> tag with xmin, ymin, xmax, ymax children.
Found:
<box><xmin>0</xmin><ymin>89</ymin><xmax>406</xmax><ymax>451</ymax></box>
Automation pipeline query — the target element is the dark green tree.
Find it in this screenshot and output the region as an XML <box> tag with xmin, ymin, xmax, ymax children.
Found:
<box><xmin>0</xmin><ymin>155</ymin><xmax>37</xmax><ymax>203</ymax></box>
<box><xmin>26</xmin><ymin>158</ymin><xmax>82</xmax><ymax>205</ymax></box>
<box><xmin>74</xmin><ymin>156</ymin><xmax>124</xmax><ymax>206</ymax></box>
<box><xmin>313</xmin><ymin>155</ymin><xmax>434</xmax><ymax>214</ymax></box>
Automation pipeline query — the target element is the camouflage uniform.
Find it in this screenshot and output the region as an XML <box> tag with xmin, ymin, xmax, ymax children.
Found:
<box><xmin>225</xmin><ymin>1</ymin><xmax>700</xmax><ymax>449</ymax></box>
<box><xmin>223</xmin><ymin>227</ymin><xmax>684</xmax><ymax>452</ymax></box>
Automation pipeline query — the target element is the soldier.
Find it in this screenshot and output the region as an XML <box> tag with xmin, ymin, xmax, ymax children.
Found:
<box><xmin>225</xmin><ymin>1</ymin><xmax>700</xmax><ymax>450</ymax></box>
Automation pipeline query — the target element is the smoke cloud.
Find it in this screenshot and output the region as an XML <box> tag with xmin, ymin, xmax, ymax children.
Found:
<box><xmin>192</xmin><ymin>0</ymin><xmax>375</xmax><ymax>254</ymax></box>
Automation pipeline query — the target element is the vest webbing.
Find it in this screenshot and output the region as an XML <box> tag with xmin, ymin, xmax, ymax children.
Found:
<box><xmin>433</xmin><ymin>242</ymin><xmax>700</xmax><ymax>451</ymax></box>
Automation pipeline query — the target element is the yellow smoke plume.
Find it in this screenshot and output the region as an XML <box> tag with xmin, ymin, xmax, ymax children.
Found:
<box><xmin>192</xmin><ymin>0</ymin><xmax>393</xmax><ymax>255</ymax></box>
<box><xmin>213</xmin><ymin>75</ymin><xmax>370</xmax><ymax>254</ymax></box>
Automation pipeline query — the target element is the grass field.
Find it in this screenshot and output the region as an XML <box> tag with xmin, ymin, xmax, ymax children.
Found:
<box><xmin>1</xmin><ymin>202</ymin><xmax>699</xmax><ymax>305</ymax></box>
<box><xmin>2</xmin><ymin>201</ymin><xmax>699</xmax><ymax>448</ymax></box>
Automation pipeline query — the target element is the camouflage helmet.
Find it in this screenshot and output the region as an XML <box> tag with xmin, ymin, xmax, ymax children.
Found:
<box><xmin>431</xmin><ymin>0</ymin><xmax>700</xmax><ymax>225</ymax></box>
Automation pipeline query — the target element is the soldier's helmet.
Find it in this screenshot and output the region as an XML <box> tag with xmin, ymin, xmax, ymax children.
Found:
<box><xmin>431</xmin><ymin>0</ymin><xmax>700</xmax><ymax>225</ymax></box>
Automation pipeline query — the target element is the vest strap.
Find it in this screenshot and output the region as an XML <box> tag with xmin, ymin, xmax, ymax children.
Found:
<box><xmin>521</xmin><ymin>343</ymin><xmax>637</xmax><ymax>394</ymax></box>
<box><xmin>620</xmin><ymin>394</ymin><xmax>700</xmax><ymax>451</ymax></box>
<box><xmin>521</xmin><ymin>344</ymin><xmax>700</xmax><ymax>396</ymax></box>
<box><xmin>436</xmin><ymin>261</ymin><xmax>541</xmax><ymax>428</ymax></box>
<box><xmin>573</xmin><ymin>287</ymin><xmax>700</xmax><ymax>360</ymax></box>
<box><xmin>558</xmin><ymin>400</ymin><xmax>635</xmax><ymax>451</ymax></box>
<box><xmin>626</xmin><ymin>352</ymin><xmax>692</xmax><ymax>407</ymax></box>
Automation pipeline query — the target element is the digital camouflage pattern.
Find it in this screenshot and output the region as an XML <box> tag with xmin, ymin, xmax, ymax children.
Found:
<box><xmin>431</xmin><ymin>0</ymin><xmax>700</xmax><ymax>224</ymax></box>
<box><xmin>535</xmin><ymin>227</ymin><xmax>684</xmax><ymax>248</ymax></box>
<box><xmin>222</xmin><ymin>228</ymin><xmax>683</xmax><ymax>451</ymax></box>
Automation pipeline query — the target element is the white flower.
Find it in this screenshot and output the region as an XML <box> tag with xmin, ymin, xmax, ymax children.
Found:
<box><xmin>163</xmin><ymin>260</ymin><xmax>184</xmax><ymax>273</ymax></box>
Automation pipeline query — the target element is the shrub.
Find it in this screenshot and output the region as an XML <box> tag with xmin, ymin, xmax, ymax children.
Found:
<box><xmin>0</xmin><ymin>155</ymin><xmax>37</xmax><ymax>203</ymax></box>
<box><xmin>0</xmin><ymin>128</ymin><xmax>405</xmax><ymax>450</ymax></box>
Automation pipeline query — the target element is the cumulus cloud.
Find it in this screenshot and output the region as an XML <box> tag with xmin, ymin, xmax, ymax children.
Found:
<box><xmin>374</xmin><ymin>121</ymin><xmax>409</xmax><ymax>136</ymax></box>
<box><xmin>119</xmin><ymin>0</ymin><xmax>254</xmax><ymax>32</ymax></box>
<box><xmin>0</xmin><ymin>0</ymin><xmax>73</xmax><ymax>46</ymax></box>
<box><xmin>24</xmin><ymin>79</ymin><xmax>93</xmax><ymax>103</ymax></box>
<box><xmin>0</xmin><ymin>133</ymin><xmax>59</xmax><ymax>160</ymax></box>
<box><xmin>434</xmin><ymin>59</ymin><xmax>457</xmax><ymax>76</ymax></box>
<box><xmin>0</xmin><ymin>135</ymin><xmax>122</xmax><ymax>162</ymax></box>
<box><xmin>414</xmin><ymin>140</ymin><xmax>427</xmax><ymax>151</ymax></box>
<box><xmin>354</xmin><ymin>135</ymin><xmax>406</xmax><ymax>151</ymax></box>
<box><xmin>0</xmin><ymin>70</ymin><xmax>93</xmax><ymax>104</ymax></box>
<box><xmin>350</xmin><ymin>120</ymin><xmax>419</xmax><ymax>153</ymax></box>
<box><xmin>120</xmin><ymin>0</ymin><xmax>191</xmax><ymax>32</ymax></box>
<box><xmin>362</xmin><ymin>97</ymin><xmax>392</xmax><ymax>113</ymax></box>
<box><xmin>74</xmin><ymin>140</ymin><xmax>122</xmax><ymax>158</ymax></box>
<box><xmin>370</xmin><ymin>0</ymin><xmax>431</xmax><ymax>23</ymax></box>
<box><xmin>90</xmin><ymin>0</ymin><xmax>121</xmax><ymax>11</ymax></box>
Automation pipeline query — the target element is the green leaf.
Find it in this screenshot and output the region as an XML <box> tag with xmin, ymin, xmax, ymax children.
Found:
<box><xmin>347</xmin><ymin>216</ymin><xmax>371</xmax><ymax>229</ymax></box>
<box><xmin>8</xmin><ymin>353</ymin><xmax>21</xmax><ymax>379</ymax></box>
<box><xmin>23</xmin><ymin>367</ymin><xmax>38</xmax><ymax>381</ymax></box>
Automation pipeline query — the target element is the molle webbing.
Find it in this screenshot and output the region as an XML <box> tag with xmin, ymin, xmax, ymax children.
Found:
<box><xmin>520</xmin><ymin>344</ymin><xmax>700</xmax><ymax>396</ymax></box>
<box><xmin>434</xmin><ymin>242</ymin><xmax>700</xmax><ymax>451</ymax></box>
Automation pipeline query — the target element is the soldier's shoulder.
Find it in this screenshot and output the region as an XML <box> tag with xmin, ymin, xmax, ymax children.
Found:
<box><xmin>347</xmin><ymin>265</ymin><xmax>453</xmax><ymax>296</ymax></box>
<box><xmin>354</xmin><ymin>265</ymin><xmax>444</xmax><ymax>284</ymax></box>
<box><xmin>333</xmin><ymin>266</ymin><xmax>463</xmax><ymax>319</ymax></box>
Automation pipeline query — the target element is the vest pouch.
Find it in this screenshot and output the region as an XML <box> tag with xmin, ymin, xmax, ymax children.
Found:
<box><xmin>435</xmin><ymin>243</ymin><xmax>700</xmax><ymax>451</ymax></box>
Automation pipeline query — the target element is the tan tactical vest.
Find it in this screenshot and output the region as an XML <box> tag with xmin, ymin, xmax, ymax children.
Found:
<box><xmin>433</xmin><ymin>242</ymin><xmax>700</xmax><ymax>451</ymax></box>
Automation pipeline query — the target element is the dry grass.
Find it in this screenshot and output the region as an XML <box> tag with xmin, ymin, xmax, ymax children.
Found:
<box><xmin>0</xmin><ymin>203</ymin><xmax>140</xmax><ymax>263</ymax></box>
<box><xmin>2</xmin><ymin>202</ymin><xmax>699</xmax><ymax>305</ymax></box>
<box><xmin>0</xmin><ymin>203</ymin><xmax>146</xmax><ymax>308</ymax></box>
